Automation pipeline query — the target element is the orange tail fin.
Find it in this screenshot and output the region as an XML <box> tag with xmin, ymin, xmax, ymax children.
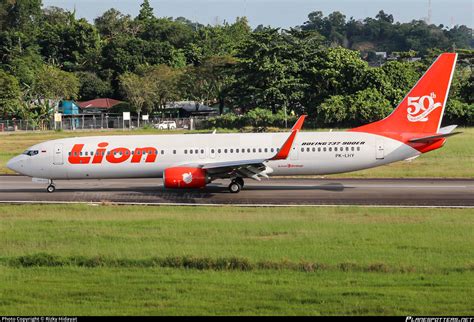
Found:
<box><xmin>351</xmin><ymin>53</ymin><xmax>457</xmax><ymax>135</ymax></box>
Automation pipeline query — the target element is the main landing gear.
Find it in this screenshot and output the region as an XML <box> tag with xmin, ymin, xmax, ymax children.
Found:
<box><xmin>46</xmin><ymin>180</ymin><xmax>55</xmax><ymax>193</ymax></box>
<box><xmin>228</xmin><ymin>177</ymin><xmax>244</xmax><ymax>193</ymax></box>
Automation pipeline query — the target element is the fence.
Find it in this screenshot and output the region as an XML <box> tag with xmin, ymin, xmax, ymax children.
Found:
<box><xmin>0</xmin><ymin>115</ymin><xmax>210</xmax><ymax>132</ymax></box>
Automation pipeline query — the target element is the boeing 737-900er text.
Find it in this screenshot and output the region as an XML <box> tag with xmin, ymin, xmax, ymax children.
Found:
<box><xmin>7</xmin><ymin>53</ymin><xmax>460</xmax><ymax>193</ymax></box>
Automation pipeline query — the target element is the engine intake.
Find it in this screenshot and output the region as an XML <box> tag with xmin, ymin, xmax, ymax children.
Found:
<box><xmin>163</xmin><ymin>167</ymin><xmax>209</xmax><ymax>189</ymax></box>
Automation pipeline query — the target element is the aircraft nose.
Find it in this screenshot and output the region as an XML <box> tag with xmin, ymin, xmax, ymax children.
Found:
<box><xmin>7</xmin><ymin>155</ymin><xmax>25</xmax><ymax>174</ymax></box>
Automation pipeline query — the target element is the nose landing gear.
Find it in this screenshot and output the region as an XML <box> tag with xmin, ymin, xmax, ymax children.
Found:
<box><xmin>46</xmin><ymin>180</ymin><xmax>55</xmax><ymax>193</ymax></box>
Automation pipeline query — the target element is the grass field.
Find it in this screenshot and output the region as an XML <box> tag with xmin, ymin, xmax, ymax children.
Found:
<box><xmin>0</xmin><ymin>204</ymin><xmax>472</xmax><ymax>315</ymax></box>
<box><xmin>1</xmin><ymin>127</ymin><xmax>473</xmax><ymax>177</ymax></box>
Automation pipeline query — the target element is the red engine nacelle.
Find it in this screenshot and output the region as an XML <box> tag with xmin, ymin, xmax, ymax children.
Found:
<box><xmin>163</xmin><ymin>167</ymin><xmax>209</xmax><ymax>189</ymax></box>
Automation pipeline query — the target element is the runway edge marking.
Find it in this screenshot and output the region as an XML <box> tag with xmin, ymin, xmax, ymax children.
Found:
<box><xmin>0</xmin><ymin>200</ymin><xmax>473</xmax><ymax>209</ymax></box>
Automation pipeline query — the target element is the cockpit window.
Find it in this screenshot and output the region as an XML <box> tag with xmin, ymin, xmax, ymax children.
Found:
<box><xmin>22</xmin><ymin>150</ymin><xmax>39</xmax><ymax>156</ymax></box>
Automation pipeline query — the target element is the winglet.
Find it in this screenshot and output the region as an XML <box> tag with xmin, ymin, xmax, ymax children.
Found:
<box><xmin>270</xmin><ymin>115</ymin><xmax>306</xmax><ymax>161</ymax></box>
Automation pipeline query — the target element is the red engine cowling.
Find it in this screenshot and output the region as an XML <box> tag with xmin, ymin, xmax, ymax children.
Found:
<box><xmin>163</xmin><ymin>167</ymin><xmax>209</xmax><ymax>189</ymax></box>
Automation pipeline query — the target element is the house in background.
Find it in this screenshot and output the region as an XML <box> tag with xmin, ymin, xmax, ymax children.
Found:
<box><xmin>59</xmin><ymin>101</ymin><xmax>80</xmax><ymax>115</ymax></box>
<box><xmin>76</xmin><ymin>98</ymin><xmax>124</xmax><ymax>114</ymax></box>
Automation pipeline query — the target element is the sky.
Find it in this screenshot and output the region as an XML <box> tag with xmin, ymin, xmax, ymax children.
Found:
<box><xmin>42</xmin><ymin>0</ymin><xmax>473</xmax><ymax>29</ymax></box>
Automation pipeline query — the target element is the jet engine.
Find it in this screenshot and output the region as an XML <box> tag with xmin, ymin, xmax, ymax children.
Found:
<box><xmin>163</xmin><ymin>167</ymin><xmax>209</xmax><ymax>189</ymax></box>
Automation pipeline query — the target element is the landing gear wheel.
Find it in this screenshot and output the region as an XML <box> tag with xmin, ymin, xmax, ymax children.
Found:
<box><xmin>46</xmin><ymin>184</ymin><xmax>56</xmax><ymax>193</ymax></box>
<box><xmin>234</xmin><ymin>177</ymin><xmax>244</xmax><ymax>188</ymax></box>
<box><xmin>229</xmin><ymin>181</ymin><xmax>242</xmax><ymax>193</ymax></box>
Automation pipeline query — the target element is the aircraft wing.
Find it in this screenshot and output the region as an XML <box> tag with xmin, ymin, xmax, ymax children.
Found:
<box><xmin>176</xmin><ymin>115</ymin><xmax>306</xmax><ymax>181</ymax></box>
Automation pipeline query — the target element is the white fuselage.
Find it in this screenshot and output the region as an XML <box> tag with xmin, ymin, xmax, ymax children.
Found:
<box><xmin>7</xmin><ymin>131</ymin><xmax>420</xmax><ymax>180</ymax></box>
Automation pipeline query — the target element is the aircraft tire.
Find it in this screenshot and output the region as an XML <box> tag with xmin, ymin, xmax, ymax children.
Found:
<box><xmin>229</xmin><ymin>181</ymin><xmax>242</xmax><ymax>193</ymax></box>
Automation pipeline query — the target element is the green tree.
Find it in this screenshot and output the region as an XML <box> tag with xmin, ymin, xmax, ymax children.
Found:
<box><xmin>33</xmin><ymin>65</ymin><xmax>79</xmax><ymax>108</ymax></box>
<box><xmin>94</xmin><ymin>9</ymin><xmax>136</xmax><ymax>40</ymax></box>
<box><xmin>348</xmin><ymin>88</ymin><xmax>392</xmax><ymax>125</ymax></box>
<box><xmin>39</xmin><ymin>15</ymin><xmax>101</xmax><ymax>71</ymax></box>
<box><xmin>136</xmin><ymin>0</ymin><xmax>155</xmax><ymax>23</ymax></box>
<box><xmin>180</xmin><ymin>55</ymin><xmax>236</xmax><ymax>114</ymax></box>
<box><xmin>317</xmin><ymin>95</ymin><xmax>349</xmax><ymax>126</ymax></box>
<box><xmin>75</xmin><ymin>72</ymin><xmax>113</xmax><ymax>101</ymax></box>
<box><xmin>119</xmin><ymin>72</ymin><xmax>150</xmax><ymax>126</ymax></box>
<box><xmin>0</xmin><ymin>70</ymin><xmax>21</xmax><ymax>118</ymax></box>
<box><xmin>232</xmin><ymin>28</ymin><xmax>305</xmax><ymax>117</ymax></box>
<box><xmin>301</xmin><ymin>47</ymin><xmax>368</xmax><ymax>114</ymax></box>
<box><xmin>139</xmin><ymin>64</ymin><xmax>182</xmax><ymax>112</ymax></box>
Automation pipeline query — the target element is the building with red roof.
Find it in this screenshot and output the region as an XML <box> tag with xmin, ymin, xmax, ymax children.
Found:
<box><xmin>76</xmin><ymin>98</ymin><xmax>124</xmax><ymax>114</ymax></box>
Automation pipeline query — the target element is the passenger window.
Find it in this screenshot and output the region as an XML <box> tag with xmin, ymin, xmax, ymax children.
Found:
<box><xmin>264</xmin><ymin>148</ymin><xmax>268</xmax><ymax>153</ymax></box>
<box><xmin>236</xmin><ymin>149</ymin><xmax>239</xmax><ymax>153</ymax></box>
<box><xmin>218</xmin><ymin>149</ymin><xmax>221</xmax><ymax>153</ymax></box>
<box><xmin>271</xmin><ymin>148</ymin><xmax>274</xmax><ymax>153</ymax></box>
<box><xmin>68</xmin><ymin>152</ymin><xmax>71</xmax><ymax>156</ymax></box>
<box><xmin>357</xmin><ymin>147</ymin><xmax>360</xmax><ymax>151</ymax></box>
<box><xmin>230</xmin><ymin>149</ymin><xmax>233</xmax><ymax>153</ymax></box>
<box><xmin>351</xmin><ymin>147</ymin><xmax>355</xmax><ymax>151</ymax></box>
<box><xmin>201</xmin><ymin>149</ymin><xmax>204</xmax><ymax>154</ymax></box>
<box><xmin>91</xmin><ymin>151</ymin><xmax>94</xmax><ymax>156</ymax></box>
<box><xmin>323</xmin><ymin>147</ymin><xmax>326</xmax><ymax>152</ymax></box>
<box><xmin>312</xmin><ymin>147</ymin><xmax>316</xmax><ymax>152</ymax></box>
<box><xmin>329</xmin><ymin>147</ymin><xmax>332</xmax><ymax>152</ymax></box>
<box><xmin>307</xmin><ymin>148</ymin><xmax>310</xmax><ymax>152</ymax></box>
<box><xmin>301</xmin><ymin>147</ymin><xmax>304</xmax><ymax>152</ymax></box>
<box><xmin>318</xmin><ymin>147</ymin><xmax>321</xmax><ymax>152</ymax></box>
<box><xmin>184</xmin><ymin>150</ymin><xmax>187</xmax><ymax>154</ymax></box>
<box><xmin>258</xmin><ymin>148</ymin><xmax>262</xmax><ymax>153</ymax></box>
<box><xmin>247</xmin><ymin>148</ymin><xmax>251</xmax><ymax>153</ymax></box>
<box><xmin>162</xmin><ymin>150</ymin><xmax>165</xmax><ymax>154</ymax></box>
<box><xmin>253</xmin><ymin>148</ymin><xmax>256</xmax><ymax>153</ymax></box>
<box><xmin>173</xmin><ymin>150</ymin><xmax>176</xmax><ymax>154</ymax></box>
<box><xmin>224</xmin><ymin>149</ymin><xmax>227</xmax><ymax>153</ymax></box>
<box><xmin>346</xmin><ymin>147</ymin><xmax>349</xmax><ymax>151</ymax></box>
<box><xmin>195</xmin><ymin>149</ymin><xmax>198</xmax><ymax>154</ymax></box>
<box><xmin>190</xmin><ymin>150</ymin><xmax>193</xmax><ymax>154</ymax></box>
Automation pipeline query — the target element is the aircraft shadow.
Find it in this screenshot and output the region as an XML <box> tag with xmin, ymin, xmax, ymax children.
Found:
<box><xmin>2</xmin><ymin>183</ymin><xmax>349</xmax><ymax>196</ymax></box>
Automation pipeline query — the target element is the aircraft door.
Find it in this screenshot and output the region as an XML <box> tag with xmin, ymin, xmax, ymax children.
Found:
<box><xmin>53</xmin><ymin>144</ymin><xmax>64</xmax><ymax>165</ymax></box>
<box><xmin>376</xmin><ymin>140</ymin><xmax>384</xmax><ymax>160</ymax></box>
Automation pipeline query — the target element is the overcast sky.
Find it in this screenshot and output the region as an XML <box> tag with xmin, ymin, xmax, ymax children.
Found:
<box><xmin>42</xmin><ymin>0</ymin><xmax>473</xmax><ymax>28</ymax></box>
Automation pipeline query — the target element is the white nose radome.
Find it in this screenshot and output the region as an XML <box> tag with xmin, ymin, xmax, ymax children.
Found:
<box><xmin>6</xmin><ymin>155</ymin><xmax>25</xmax><ymax>174</ymax></box>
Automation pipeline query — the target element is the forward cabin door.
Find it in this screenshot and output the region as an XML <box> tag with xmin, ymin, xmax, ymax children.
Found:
<box><xmin>376</xmin><ymin>140</ymin><xmax>385</xmax><ymax>160</ymax></box>
<box><xmin>53</xmin><ymin>144</ymin><xmax>64</xmax><ymax>165</ymax></box>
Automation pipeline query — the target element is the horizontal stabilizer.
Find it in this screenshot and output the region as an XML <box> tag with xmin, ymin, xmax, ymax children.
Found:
<box><xmin>409</xmin><ymin>131</ymin><xmax>461</xmax><ymax>143</ymax></box>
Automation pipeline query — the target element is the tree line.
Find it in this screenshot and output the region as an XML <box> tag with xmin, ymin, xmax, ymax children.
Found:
<box><xmin>0</xmin><ymin>0</ymin><xmax>472</xmax><ymax>128</ymax></box>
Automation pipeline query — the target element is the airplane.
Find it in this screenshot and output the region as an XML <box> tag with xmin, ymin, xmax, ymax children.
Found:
<box><xmin>7</xmin><ymin>53</ymin><xmax>460</xmax><ymax>193</ymax></box>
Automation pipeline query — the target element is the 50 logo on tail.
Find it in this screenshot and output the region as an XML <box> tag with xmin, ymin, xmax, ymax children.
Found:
<box><xmin>407</xmin><ymin>93</ymin><xmax>442</xmax><ymax>122</ymax></box>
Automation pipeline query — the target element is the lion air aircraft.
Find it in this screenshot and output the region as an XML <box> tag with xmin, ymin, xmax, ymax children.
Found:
<box><xmin>7</xmin><ymin>53</ymin><xmax>459</xmax><ymax>193</ymax></box>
